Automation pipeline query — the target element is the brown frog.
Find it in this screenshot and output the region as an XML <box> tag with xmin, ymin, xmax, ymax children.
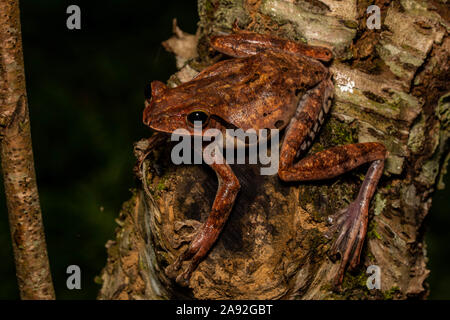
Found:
<box><xmin>142</xmin><ymin>30</ymin><xmax>387</xmax><ymax>288</ymax></box>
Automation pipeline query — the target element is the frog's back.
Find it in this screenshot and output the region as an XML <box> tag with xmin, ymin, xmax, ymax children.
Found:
<box><xmin>193</xmin><ymin>51</ymin><xmax>327</xmax><ymax>131</ymax></box>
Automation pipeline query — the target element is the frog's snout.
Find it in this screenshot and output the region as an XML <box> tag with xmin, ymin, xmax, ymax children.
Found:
<box><xmin>143</xmin><ymin>103</ymin><xmax>153</xmax><ymax>127</ymax></box>
<box><xmin>143</xmin><ymin>81</ymin><xmax>169</xmax><ymax>127</ymax></box>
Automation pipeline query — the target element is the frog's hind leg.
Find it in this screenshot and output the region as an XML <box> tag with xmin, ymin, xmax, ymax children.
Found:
<box><xmin>278</xmin><ymin>79</ymin><xmax>387</xmax><ymax>288</ymax></box>
<box><xmin>210</xmin><ymin>31</ymin><xmax>333</xmax><ymax>62</ymax></box>
<box><xmin>281</xmin><ymin>145</ymin><xmax>386</xmax><ymax>289</ymax></box>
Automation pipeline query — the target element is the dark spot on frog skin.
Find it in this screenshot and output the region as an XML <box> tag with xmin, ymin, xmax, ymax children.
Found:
<box><xmin>275</xmin><ymin>120</ymin><xmax>284</xmax><ymax>128</ymax></box>
<box><xmin>244</xmin><ymin>72</ymin><xmax>260</xmax><ymax>85</ymax></box>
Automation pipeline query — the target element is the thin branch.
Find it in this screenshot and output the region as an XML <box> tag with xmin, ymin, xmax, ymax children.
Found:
<box><xmin>0</xmin><ymin>0</ymin><xmax>55</xmax><ymax>299</ymax></box>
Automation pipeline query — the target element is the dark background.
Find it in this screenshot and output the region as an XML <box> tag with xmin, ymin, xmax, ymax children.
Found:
<box><xmin>0</xmin><ymin>0</ymin><xmax>448</xmax><ymax>299</ymax></box>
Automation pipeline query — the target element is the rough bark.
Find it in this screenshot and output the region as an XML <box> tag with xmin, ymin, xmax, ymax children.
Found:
<box><xmin>0</xmin><ymin>0</ymin><xmax>55</xmax><ymax>300</ymax></box>
<box><xmin>99</xmin><ymin>0</ymin><xmax>449</xmax><ymax>300</ymax></box>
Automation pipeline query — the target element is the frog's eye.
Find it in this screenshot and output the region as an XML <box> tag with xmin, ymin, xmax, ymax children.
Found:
<box><xmin>187</xmin><ymin>110</ymin><xmax>210</xmax><ymax>127</ymax></box>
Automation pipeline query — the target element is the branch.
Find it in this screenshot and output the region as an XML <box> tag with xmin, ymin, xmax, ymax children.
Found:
<box><xmin>0</xmin><ymin>0</ymin><xmax>55</xmax><ymax>300</ymax></box>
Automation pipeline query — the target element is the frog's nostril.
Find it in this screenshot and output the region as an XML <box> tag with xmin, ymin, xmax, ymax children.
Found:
<box><xmin>275</xmin><ymin>120</ymin><xmax>284</xmax><ymax>128</ymax></box>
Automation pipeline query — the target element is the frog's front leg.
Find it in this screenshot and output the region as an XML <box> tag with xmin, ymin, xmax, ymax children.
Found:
<box><xmin>165</xmin><ymin>152</ymin><xmax>240</xmax><ymax>286</ymax></box>
<box><xmin>278</xmin><ymin>79</ymin><xmax>387</xmax><ymax>288</ymax></box>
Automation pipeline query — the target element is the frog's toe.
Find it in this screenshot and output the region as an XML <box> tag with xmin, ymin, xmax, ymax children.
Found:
<box><xmin>165</xmin><ymin>265</ymin><xmax>179</xmax><ymax>280</ymax></box>
<box><xmin>324</xmin><ymin>208</ymin><xmax>347</xmax><ymax>241</ymax></box>
<box><xmin>175</xmin><ymin>266</ymin><xmax>195</xmax><ymax>287</ymax></box>
<box><xmin>165</xmin><ymin>258</ymin><xmax>195</xmax><ymax>287</ymax></box>
<box><xmin>327</xmin><ymin>201</ymin><xmax>368</xmax><ymax>287</ymax></box>
<box><xmin>165</xmin><ymin>244</ymin><xmax>200</xmax><ymax>285</ymax></box>
<box><xmin>165</xmin><ymin>256</ymin><xmax>184</xmax><ymax>280</ymax></box>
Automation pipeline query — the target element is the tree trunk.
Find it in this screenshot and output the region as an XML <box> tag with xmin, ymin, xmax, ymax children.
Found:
<box><xmin>0</xmin><ymin>0</ymin><xmax>55</xmax><ymax>300</ymax></box>
<box><xmin>98</xmin><ymin>0</ymin><xmax>449</xmax><ymax>300</ymax></box>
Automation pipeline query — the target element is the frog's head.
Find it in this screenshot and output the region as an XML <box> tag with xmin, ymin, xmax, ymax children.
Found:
<box><xmin>143</xmin><ymin>80</ymin><xmax>212</xmax><ymax>136</ymax></box>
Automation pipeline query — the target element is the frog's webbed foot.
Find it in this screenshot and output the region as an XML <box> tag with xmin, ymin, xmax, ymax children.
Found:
<box><xmin>165</xmin><ymin>224</ymin><xmax>222</xmax><ymax>287</ymax></box>
<box><xmin>166</xmin><ymin>245</ymin><xmax>207</xmax><ymax>287</ymax></box>
<box><xmin>165</xmin><ymin>247</ymin><xmax>198</xmax><ymax>287</ymax></box>
<box><xmin>165</xmin><ymin>222</ymin><xmax>204</xmax><ymax>285</ymax></box>
<box><xmin>324</xmin><ymin>159</ymin><xmax>385</xmax><ymax>288</ymax></box>
<box><xmin>325</xmin><ymin>200</ymin><xmax>369</xmax><ymax>288</ymax></box>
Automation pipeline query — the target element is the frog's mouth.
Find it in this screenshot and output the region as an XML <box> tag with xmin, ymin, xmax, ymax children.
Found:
<box><xmin>143</xmin><ymin>98</ymin><xmax>182</xmax><ymax>133</ymax></box>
